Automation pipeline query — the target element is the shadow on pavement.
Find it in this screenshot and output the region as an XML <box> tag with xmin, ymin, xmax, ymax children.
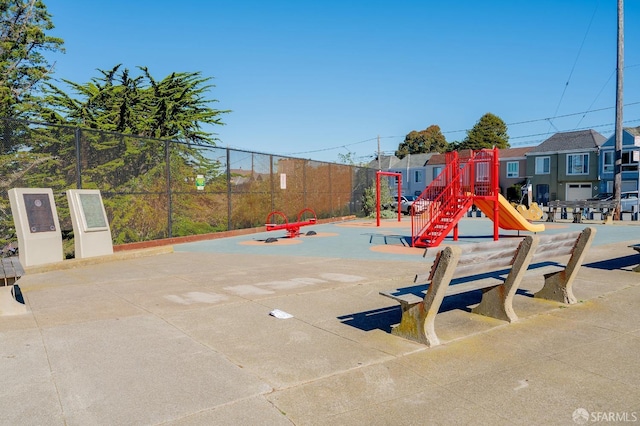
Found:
<box><xmin>585</xmin><ymin>254</ymin><xmax>638</xmax><ymax>271</ymax></box>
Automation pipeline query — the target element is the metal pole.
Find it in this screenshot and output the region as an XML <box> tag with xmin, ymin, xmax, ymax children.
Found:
<box><xmin>493</xmin><ymin>147</ymin><xmax>500</xmax><ymax>241</ymax></box>
<box><xmin>75</xmin><ymin>128</ymin><xmax>82</xmax><ymax>189</ymax></box>
<box><xmin>614</xmin><ymin>0</ymin><xmax>624</xmax><ymax>219</ymax></box>
<box><xmin>376</xmin><ymin>171</ymin><xmax>381</xmax><ymax>227</ymax></box>
<box><xmin>226</xmin><ymin>147</ymin><xmax>232</xmax><ymax>231</ymax></box>
<box><xmin>166</xmin><ymin>140</ymin><xmax>172</xmax><ymax>238</ymax></box>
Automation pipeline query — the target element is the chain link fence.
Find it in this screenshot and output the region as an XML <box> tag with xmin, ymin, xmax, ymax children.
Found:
<box><xmin>0</xmin><ymin>118</ymin><xmax>376</xmax><ymax>250</ymax></box>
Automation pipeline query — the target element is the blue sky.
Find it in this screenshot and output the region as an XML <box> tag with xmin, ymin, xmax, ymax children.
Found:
<box><xmin>45</xmin><ymin>1</ymin><xmax>640</xmax><ymax>163</ymax></box>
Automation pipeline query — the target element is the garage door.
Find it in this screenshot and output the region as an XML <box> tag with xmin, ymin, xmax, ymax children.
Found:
<box><xmin>566</xmin><ymin>183</ymin><xmax>592</xmax><ymax>201</ymax></box>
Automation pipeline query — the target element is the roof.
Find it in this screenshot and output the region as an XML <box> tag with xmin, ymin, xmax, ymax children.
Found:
<box><xmin>625</xmin><ymin>126</ymin><xmax>640</xmax><ymax>137</ymax></box>
<box><xmin>499</xmin><ymin>146</ymin><xmax>533</xmax><ymax>159</ymax></box>
<box><xmin>368</xmin><ymin>155</ymin><xmax>397</xmax><ymax>169</ymax></box>
<box><xmin>527</xmin><ymin>130</ymin><xmax>606</xmax><ymax>154</ymax></box>
<box><xmin>425</xmin><ymin>148</ymin><xmax>534</xmax><ymax>165</ymax></box>
<box><xmin>368</xmin><ymin>153</ymin><xmax>435</xmax><ymax>169</ymax></box>
<box><xmin>426</xmin><ymin>149</ymin><xmax>475</xmax><ymax>165</ymax></box>
<box><xmin>392</xmin><ymin>153</ymin><xmax>434</xmax><ymax>168</ymax></box>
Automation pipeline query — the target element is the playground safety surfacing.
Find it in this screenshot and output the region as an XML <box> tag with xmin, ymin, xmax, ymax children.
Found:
<box><xmin>173</xmin><ymin>216</ymin><xmax>634</xmax><ymax>262</ymax></box>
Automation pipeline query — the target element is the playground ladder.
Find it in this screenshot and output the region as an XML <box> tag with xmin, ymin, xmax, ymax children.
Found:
<box><xmin>411</xmin><ymin>149</ymin><xmax>499</xmax><ymax>248</ymax></box>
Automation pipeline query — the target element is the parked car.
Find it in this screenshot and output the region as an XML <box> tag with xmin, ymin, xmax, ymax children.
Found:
<box><xmin>588</xmin><ymin>191</ymin><xmax>638</xmax><ymax>212</ymax></box>
<box><xmin>620</xmin><ymin>191</ymin><xmax>639</xmax><ymax>212</ymax></box>
<box><xmin>587</xmin><ymin>193</ymin><xmax>613</xmax><ymax>201</ymax></box>
<box><xmin>390</xmin><ymin>195</ymin><xmax>413</xmax><ymax>214</ymax></box>
<box><xmin>391</xmin><ymin>195</ymin><xmax>428</xmax><ymax>215</ymax></box>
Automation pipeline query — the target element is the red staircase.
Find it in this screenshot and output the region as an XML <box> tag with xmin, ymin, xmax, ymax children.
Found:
<box><xmin>411</xmin><ymin>149</ymin><xmax>499</xmax><ymax>248</ymax></box>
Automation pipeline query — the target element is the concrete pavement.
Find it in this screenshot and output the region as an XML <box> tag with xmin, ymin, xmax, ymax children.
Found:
<box><xmin>1</xmin><ymin>217</ymin><xmax>640</xmax><ymax>425</ymax></box>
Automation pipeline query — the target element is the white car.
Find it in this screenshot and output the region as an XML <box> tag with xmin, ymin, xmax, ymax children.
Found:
<box><xmin>390</xmin><ymin>196</ymin><xmax>414</xmax><ymax>214</ymax></box>
<box><xmin>620</xmin><ymin>191</ymin><xmax>639</xmax><ymax>212</ymax></box>
<box><xmin>592</xmin><ymin>191</ymin><xmax>639</xmax><ymax>212</ymax></box>
<box><xmin>391</xmin><ymin>195</ymin><xmax>428</xmax><ymax>214</ymax></box>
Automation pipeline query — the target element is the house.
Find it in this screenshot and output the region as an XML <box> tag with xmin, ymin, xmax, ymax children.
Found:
<box><xmin>424</xmin><ymin>150</ymin><xmax>474</xmax><ymax>188</ymax></box>
<box><xmin>498</xmin><ymin>147</ymin><xmax>534</xmax><ymax>202</ymax></box>
<box><xmin>597</xmin><ymin>126</ymin><xmax>640</xmax><ymax>194</ymax></box>
<box><xmin>525</xmin><ymin>130</ymin><xmax>606</xmax><ymax>204</ymax></box>
<box><xmin>369</xmin><ymin>153</ymin><xmax>434</xmax><ymax>196</ymax></box>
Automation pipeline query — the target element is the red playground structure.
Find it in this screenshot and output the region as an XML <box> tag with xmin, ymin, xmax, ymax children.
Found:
<box><xmin>266</xmin><ymin>208</ymin><xmax>317</xmax><ymax>238</ymax></box>
<box><xmin>410</xmin><ymin>147</ymin><xmax>544</xmax><ymax>248</ymax></box>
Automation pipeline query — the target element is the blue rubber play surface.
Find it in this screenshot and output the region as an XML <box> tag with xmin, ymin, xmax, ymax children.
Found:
<box><xmin>173</xmin><ymin>217</ymin><xmax>640</xmax><ymax>263</ymax></box>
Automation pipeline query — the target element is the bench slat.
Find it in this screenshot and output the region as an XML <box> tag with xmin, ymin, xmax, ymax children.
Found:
<box><xmin>425</xmin><ymin>237</ymin><xmax>523</xmax><ymax>258</ymax></box>
<box><xmin>1</xmin><ymin>257</ymin><xmax>24</xmax><ymax>286</ymax></box>
<box><xmin>532</xmin><ymin>241</ymin><xmax>576</xmax><ymax>262</ymax></box>
<box><xmin>538</xmin><ymin>231</ymin><xmax>581</xmax><ymax>245</ymax></box>
<box><xmin>417</xmin><ymin>240</ymin><xmax>523</xmax><ymax>283</ymax></box>
<box><xmin>379</xmin><ymin>290</ymin><xmax>424</xmax><ymax>305</ymax></box>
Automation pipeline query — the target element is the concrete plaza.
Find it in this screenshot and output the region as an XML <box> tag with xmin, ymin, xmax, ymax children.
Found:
<box><xmin>2</xmin><ymin>216</ymin><xmax>640</xmax><ymax>425</ymax></box>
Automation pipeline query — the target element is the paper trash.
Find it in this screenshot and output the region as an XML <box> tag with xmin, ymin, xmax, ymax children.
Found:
<box><xmin>269</xmin><ymin>309</ymin><xmax>293</xmax><ymax>319</ymax></box>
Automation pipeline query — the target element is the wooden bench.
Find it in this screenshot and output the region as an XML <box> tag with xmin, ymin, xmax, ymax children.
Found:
<box><xmin>379</xmin><ymin>227</ymin><xmax>596</xmax><ymax>346</ymax></box>
<box><xmin>0</xmin><ymin>257</ymin><xmax>27</xmax><ymax>316</ymax></box>
<box><xmin>629</xmin><ymin>245</ymin><xmax>640</xmax><ymax>272</ymax></box>
<box><xmin>380</xmin><ymin>236</ymin><xmax>538</xmax><ymax>347</ymax></box>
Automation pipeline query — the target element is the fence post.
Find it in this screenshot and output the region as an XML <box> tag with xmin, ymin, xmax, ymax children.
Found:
<box><xmin>303</xmin><ymin>160</ymin><xmax>307</xmax><ymax>209</ymax></box>
<box><xmin>270</xmin><ymin>154</ymin><xmax>275</xmax><ymax>212</ymax></box>
<box><xmin>226</xmin><ymin>147</ymin><xmax>232</xmax><ymax>231</ymax></box>
<box><xmin>75</xmin><ymin>127</ymin><xmax>82</xmax><ymax>189</ymax></box>
<box><xmin>329</xmin><ymin>163</ymin><xmax>340</xmax><ymax>217</ymax></box>
<box><xmin>166</xmin><ymin>139</ymin><xmax>173</xmax><ymax>238</ymax></box>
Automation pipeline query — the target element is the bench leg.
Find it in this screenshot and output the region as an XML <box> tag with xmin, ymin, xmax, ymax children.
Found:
<box><xmin>473</xmin><ymin>285</ymin><xmax>516</xmax><ymax>322</ymax></box>
<box><xmin>0</xmin><ymin>284</ymin><xmax>28</xmax><ymax>316</ymax></box>
<box><xmin>536</xmin><ymin>271</ymin><xmax>576</xmax><ymax>304</ymax></box>
<box><xmin>391</xmin><ymin>246</ymin><xmax>461</xmax><ymax>347</ymax></box>
<box><xmin>391</xmin><ymin>300</ymin><xmax>440</xmax><ymax>347</ymax></box>
<box><xmin>473</xmin><ymin>235</ymin><xmax>538</xmax><ymax>322</ymax></box>
<box><xmin>534</xmin><ymin>227</ymin><xmax>596</xmax><ymax>304</ymax></box>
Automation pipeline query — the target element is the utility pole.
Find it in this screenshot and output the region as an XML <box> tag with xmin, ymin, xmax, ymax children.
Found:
<box><xmin>614</xmin><ymin>0</ymin><xmax>624</xmax><ymax>219</ymax></box>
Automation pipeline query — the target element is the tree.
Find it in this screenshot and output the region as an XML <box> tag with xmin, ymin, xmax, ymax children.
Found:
<box><xmin>396</xmin><ymin>125</ymin><xmax>448</xmax><ymax>158</ymax></box>
<box><xmin>37</xmin><ymin>64</ymin><xmax>229</xmax><ymax>145</ymax></box>
<box><xmin>458</xmin><ymin>113</ymin><xmax>509</xmax><ymax>150</ymax></box>
<box><xmin>0</xmin><ymin>0</ymin><xmax>65</xmax><ymax>118</ymax></box>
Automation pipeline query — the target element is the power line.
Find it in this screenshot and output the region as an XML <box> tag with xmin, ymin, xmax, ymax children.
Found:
<box><xmin>547</xmin><ymin>1</ymin><xmax>600</xmax><ymax>133</ymax></box>
<box><xmin>286</xmin><ymin>135</ymin><xmax>397</xmax><ymax>156</ymax></box>
<box><xmin>287</xmin><ymin>99</ymin><xmax>640</xmax><ymax>157</ymax></box>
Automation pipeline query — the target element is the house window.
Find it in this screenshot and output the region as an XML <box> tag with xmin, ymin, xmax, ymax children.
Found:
<box><xmin>535</xmin><ymin>157</ymin><xmax>550</xmax><ymax>174</ymax></box>
<box><xmin>476</xmin><ymin>162</ymin><xmax>490</xmax><ymax>181</ymax></box>
<box><xmin>622</xmin><ymin>151</ymin><xmax>639</xmax><ymax>172</ymax></box>
<box><xmin>567</xmin><ymin>153</ymin><xmax>589</xmax><ymax>175</ymax></box>
<box><xmin>433</xmin><ymin>167</ymin><xmax>443</xmax><ymax>179</ymax></box>
<box><xmin>414</xmin><ymin>170</ymin><xmax>423</xmax><ymax>183</ymax></box>
<box><xmin>506</xmin><ymin>161</ymin><xmax>519</xmax><ymax>178</ymax></box>
<box><xmin>603</xmin><ymin>151</ymin><xmax>614</xmax><ymax>173</ymax></box>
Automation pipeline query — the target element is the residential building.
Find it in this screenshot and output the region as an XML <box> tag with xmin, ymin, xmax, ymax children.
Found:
<box><xmin>525</xmin><ymin>130</ymin><xmax>606</xmax><ymax>204</ymax></box>
<box><xmin>597</xmin><ymin>126</ymin><xmax>640</xmax><ymax>194</ymax></box>
<box><xmin>498</xmin><ymin>147</ymin><xmax>534</xmax><ymax>202</ymax></box>
<box><xmin>425</xmin><ymin>150</ymin><xmax>474</xmax><ymax>188</ymax></box>
<box><xmin>369</xmin><ymin>153</ymin><xmax>434</xmax><ymax>196</ymax></box>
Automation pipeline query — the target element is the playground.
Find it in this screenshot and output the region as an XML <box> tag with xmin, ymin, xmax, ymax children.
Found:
<box><xmin>404</xmin><ymin>148</ymin><xmax>545</xmax><ymax>247</ymax></box>
<box><xmin>3</xmin><ymin>213</ymin><xmax>640</xmax><ymax>424</ymax></box>
<box><xmin>3</xmin><ymin>147</ymin><xmax>640</xmax><ymax>424</ymax></box>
